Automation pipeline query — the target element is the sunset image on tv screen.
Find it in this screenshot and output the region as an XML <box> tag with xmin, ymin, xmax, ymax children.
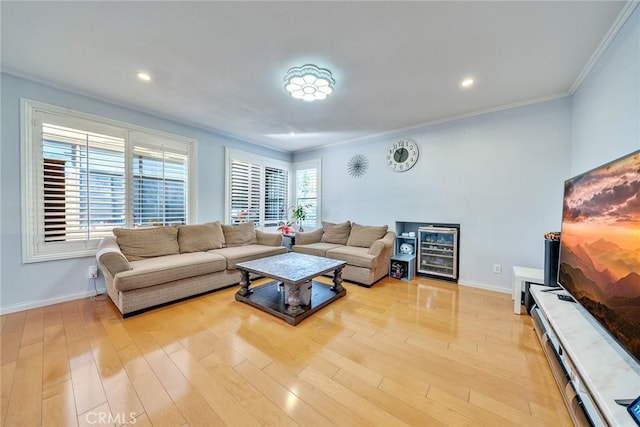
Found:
<box><xmin>559</xmin><ymin>150</ymin><xmax>640</xmax><ymax>361</ymax></box>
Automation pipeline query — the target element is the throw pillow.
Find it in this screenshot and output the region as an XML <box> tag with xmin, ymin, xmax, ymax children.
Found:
<box><xmin>221</xmin><ymin>222</ymin><xmax>258</xmax><ymax>247</ymax></box>
<box><xmin>321</xmin><ymin>221</ymin><xmax>352</xmax><ymax>245</ymax></box>
<box><xmin>295</xmin><ymin>228</ymin><xmax>324</xmax><ymax>245</ymax></box>
<box><xmin>177</xmin><ymin>222</ymin><xmax>225</xmax><ymax>253</ymax></box>
<box><xmin>113</xmin><ymin>226</ymin><xmax>179</xmax><ymax>261</ymax></box>
<box><xmin>256</xmin><ymin>229</ymin><xmax>283</xmax><ymax>246</ymax></box>
<box><xmin>347</xmin><ymin>223</ymin><xmax>388</xmax><ymax>248</ymax></box>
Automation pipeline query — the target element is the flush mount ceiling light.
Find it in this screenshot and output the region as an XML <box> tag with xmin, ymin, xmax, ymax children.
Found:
<box><xmin>284</xmin><ymin>64</ymin><xmax>335</xmax><ymax>102</ymax></box>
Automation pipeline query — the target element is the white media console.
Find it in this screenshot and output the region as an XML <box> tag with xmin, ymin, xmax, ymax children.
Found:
<box><xmin>530</xmin><ymin>285</ymin><xmax>640</xmax><ymax>426</ymax></box>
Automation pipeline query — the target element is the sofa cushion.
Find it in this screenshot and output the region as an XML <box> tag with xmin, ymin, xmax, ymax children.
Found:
<box><xmin>292</xmin><ymin>242</ymin><xmax>342</xmax><ymax>258</ymax></box>
<box><xmin>347</xmin><ymin>223</ymin><xmax>389</xmax><ymax>248</ymax></box>
<box><xmin>321</xmin><ymin>221</ymin><xmax>351</xmax><ymax>245</ymax></box>
<box><xmin>221</xmin><ymin>222</ymin><xmax>258</xmax><ymax>247</ymax></box>
<box><xmin>113</xmin><ymin>226</ymin><xmax>179</xmax><ymax>261</ymax></box>
<box><xmin>255</xmin><ymin>229</ymin><xmax>282</xmax><ymax>246</ymax></box>
<box><xmin>326</xmin><ymin>246</ymin><xmax>378</xmax><ymax>269</ymax></box>
<box><xmin>178</xmin><ymin>222</ymin><xmax>225</xmax><ymax>253</ymax></box>
<box><xmin>113</xmin><ymin>252</ymin><xmax>227</xmax><ymax>292</ymax></box>
<box><xmin>295</xmin><ymin>228</ymin><xmax>323</xmax><ymax>245</ymax></box>
<box><xmin>211</xmin><ymin>245</ymin><xmax>287</xmax><ymax>269</ymax></box>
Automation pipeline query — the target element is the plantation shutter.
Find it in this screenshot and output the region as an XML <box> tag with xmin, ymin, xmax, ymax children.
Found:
<box><xmin>264</xmin><ymin>166</ymin><xmax>288</xmax><ymax>227</ymax></box>
<box><xmin>41</xmin><ymin>122</ymin><xmax>126</xmax><ymax>244</ymax></box>
<box><xmin>132</xmin><ymin>137</ymin><xmax>189</xmax><ymax>227</ymax></box>
<box><xmin>229</xmin><ymin>159</ymin><xmax>261</xmax><ymax>224</ymax></box>
<box><xmin>24</xmin><ymin>100</ymin><xmax>196</xmax><ymax>263</ymax></box>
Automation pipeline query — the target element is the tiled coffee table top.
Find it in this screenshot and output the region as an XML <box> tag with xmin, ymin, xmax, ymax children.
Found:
<box><xmin>236</xmin><ymin>252</ymin><xmax>345</xmax><ymax>283</ymax></box>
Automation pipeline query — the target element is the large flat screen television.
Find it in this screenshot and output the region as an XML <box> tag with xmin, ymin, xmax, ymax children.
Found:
<box><xmin>558</xmin><ymin>149</ymin><xmax>640</xmax><ymax>363</ymax></box>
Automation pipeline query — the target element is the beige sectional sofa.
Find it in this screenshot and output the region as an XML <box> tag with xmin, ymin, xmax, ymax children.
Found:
<box><xmin>292</xmin><ymin>221</ymin><xmax>396</xmax><ymax>286</ymax></box>
<box><xmin>96</xmin><ymin>221</ymin><xmax>287</xmax><ymax>316</ymax></box>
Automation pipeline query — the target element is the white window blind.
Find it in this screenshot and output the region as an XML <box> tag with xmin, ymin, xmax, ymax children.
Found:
<box><xmin>264</xmin><ymin>166</ymin><xmax>288</xmax><ymax>227</ymax></box>
<box><xmin>42</xmin><ymin>123</ymin><xmax>126</xmax><ymax>242</ymax></box>
<box><xmin>22</xmin><ymin>99</ymin><xmax>195</xmax><ymax>263</ymax></box>
<box><xmin>132</xmin><ymin>144</ymin><xmax>189</xmax><ymax>226</ymax></box>
<box><xmin>229</xmin><ymin>159</ymin><xmax>262</xmax><ymax>224</ymax></box>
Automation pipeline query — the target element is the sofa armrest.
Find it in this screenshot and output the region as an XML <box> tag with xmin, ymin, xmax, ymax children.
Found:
<box><xmin>256</xmin><ymin>229</ymin><xmax>283</xmax><ymax>246</ymax></box>
<box><xmin>367</xmin><ymin>231</ymin><xmax>396</xmax><ymax>256</ymax></box>
<box><xmin>96</xmin><ymin>236</ymin><xmax>132</xmax><ymax>277</ymax></box>
<box><xmin>294</xmin><ymin>228</ymin><xmax>323</xmax><ymax>245</ymax></box>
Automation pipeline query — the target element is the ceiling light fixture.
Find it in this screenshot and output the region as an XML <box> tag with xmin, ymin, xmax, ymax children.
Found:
<box><xmin>284</xmin><ymin>64</ymin><xmax>334</xmax><ymax>102</ymax></box>
<box><xmin>137</xmin><ymin>71</ymin><xmax>152</xmax><ymax>82</ymax></box>
<box><xmin>461</xmin><ymin>78</ymin><xmax>474</xmax><ymax>88</ymax></box>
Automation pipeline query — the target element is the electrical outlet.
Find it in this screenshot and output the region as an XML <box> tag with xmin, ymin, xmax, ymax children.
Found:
<box><xmin>89</xmin><ymin>265</ymin><xmax>98</xmax><ymax>279</ymax></box>
<box><xmin>493</xmin><ymin>264</ymin><xmax>502</xmax><ymax>274</ymax></box>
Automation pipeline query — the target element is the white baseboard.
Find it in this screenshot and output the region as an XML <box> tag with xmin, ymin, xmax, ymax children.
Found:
<box><xmin>0</xmin><ymin>288</ymin><xmax>107</xmax><ymax>315</ymax></box>
<box><xmin>458</xmin><ymin>279</ymin><xmax>511</xmax><ymax>295</ymax></box>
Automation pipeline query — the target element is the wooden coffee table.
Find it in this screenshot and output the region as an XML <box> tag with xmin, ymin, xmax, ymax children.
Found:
<box><xmin>235</xmin><ymin>252</ymin><xmax>346</xmax><ymax>325</ymax></box>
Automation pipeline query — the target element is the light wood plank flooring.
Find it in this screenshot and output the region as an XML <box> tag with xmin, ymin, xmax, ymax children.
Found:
<box><xmin>1</xmin><ymin>276</ymin><xmax>572</xmax><ymax>426</ymax></box>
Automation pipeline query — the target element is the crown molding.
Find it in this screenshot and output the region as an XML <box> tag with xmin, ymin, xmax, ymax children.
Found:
<box><xmin>293</xmin><ymin>92</ymin><xmax>571</xmax><ymax>154</ymax></box>
<box><xmin>570</xmin><ymin>0</ymin><xmax>639</xmax><ymax>94</ymax></box>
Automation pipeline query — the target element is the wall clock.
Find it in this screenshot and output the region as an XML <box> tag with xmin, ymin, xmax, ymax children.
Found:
<box><xmin>387</xmin><ymin>138</ymin><xmax>419</xmax><ymax>172</ymax></box>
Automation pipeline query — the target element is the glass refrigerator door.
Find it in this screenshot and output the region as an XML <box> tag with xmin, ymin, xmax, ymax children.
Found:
<box><xmin>418</xmin><ymin>227</ymin><xmax>458</xmax><ymax>279</ymax></box>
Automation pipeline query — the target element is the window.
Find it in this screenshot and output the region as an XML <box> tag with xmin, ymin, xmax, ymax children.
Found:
<box><xmin>225</xmin><ymin>149</ymin><xmax>289</xmax><ymax>228</ymax></box>
<box><xmin>228</xmin><ymin>158</ymin><xmax>262</xmax><ymax>224</ymax></box>
<box><xmin>293</xmin><ymin>159</ymin><xmax>321</xmax><ymax>229</ymax></box>
<box><xmin>131</xmin><ymin>133</ymin><xmax>190</xmax><ymax>227</ymax></box>
<box><xmin>22</xmin><ymin>100</ymin><xmax>195</xmax><ymax>262</ymax></box>
<box><xmin>41</xmin><ymin>123</ymin><xmax>126</xmax><ymax>243</ymax></box>
<box><xmin>264</xmin><ymin>166</ymin><xmax>288</xmax><ymax>226</ymax></box>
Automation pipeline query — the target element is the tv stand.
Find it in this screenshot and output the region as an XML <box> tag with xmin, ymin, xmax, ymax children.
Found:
<box><xmin>530</xmin><ymin>285</ymin><xmax>640</xmax><ymax>426</ymax></box>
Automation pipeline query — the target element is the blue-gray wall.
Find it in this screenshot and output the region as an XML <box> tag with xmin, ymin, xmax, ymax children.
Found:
<box><xmin>0</xmin><ymin>73</ymin><xmax>289</xmax><ymax>312</ymax></box>
<box><xmin>295</xmin><ymin>98</ymin><xmax>572</xmax><ymax>292</ymax></box>
<box><xmin>571</xmin><ymin>5</ymin><xmax>640</xmax><ymax>174</ymax></box>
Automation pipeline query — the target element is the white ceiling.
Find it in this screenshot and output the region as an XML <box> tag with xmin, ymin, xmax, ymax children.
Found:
<box><xmin>1</xmin><ymin>1</ymin><xmax>629</xmax><ymax>153</ymax></box>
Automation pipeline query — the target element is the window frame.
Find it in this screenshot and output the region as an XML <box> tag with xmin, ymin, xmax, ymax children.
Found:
<box><xmin>21</xmin><ymin>99</ymin><xmax>197</xmax><ymax>263</ymax></box>
<box><xmin>224</xmin><ymin>148</ymin><xmax>292</xmax><ymax>229</ymax></box>
<box><xmin>292</xmin><ymin>158</ymin><xmax>322</xmax><ymax>229</ymax></box>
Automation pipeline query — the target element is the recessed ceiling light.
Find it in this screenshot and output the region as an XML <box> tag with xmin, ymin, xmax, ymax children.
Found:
<box><xmin>137</xmin><ymin>72</ymin><xmax>152</xmax><ymax>82</ymax></box>
<box><xmin>461</xmin><ymin>78</ymin><xmax>474</xmax><ymax>88</ymax></box>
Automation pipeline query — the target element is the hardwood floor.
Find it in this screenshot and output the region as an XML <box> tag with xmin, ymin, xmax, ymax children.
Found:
<box><xmin>1</xmin><ymin>276</ymin><xmax>572</xmax><ymax>426</ymax></box>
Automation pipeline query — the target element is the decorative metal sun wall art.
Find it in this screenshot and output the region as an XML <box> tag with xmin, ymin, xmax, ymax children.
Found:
<box><xmin>347</xmin><ymin>154</ymin><xmax>369</xmax><ymax>178</ymax></box>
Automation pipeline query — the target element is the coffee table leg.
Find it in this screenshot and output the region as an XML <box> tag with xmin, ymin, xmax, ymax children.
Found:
<box><xmin>286</xmin><ymin>284</ymin><xmax>303</xmax><ymax>314</ymax></box>
<box><xmin>237</xmin><ymin>269</ymin><xmax>252</xmax><ymax>296</ymax></box>
<box><xmin>332</xmin><ymin>266</ymin><xmax>345</xmax><ymax>292</ymax></box>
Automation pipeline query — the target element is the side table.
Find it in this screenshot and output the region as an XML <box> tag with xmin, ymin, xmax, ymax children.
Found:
<box><xmin>390</xmin><ymin>235</ymin><xmax>417</xmax><ymax>281</ymax></box>
<box><xmin>389</xmin><ymin>254</ymin><xmax>415</xmax><ymax>281</ymax></box>
<box><xmin>282</xmin><ymin>233</ymin><xmax>295</xmax><ymax>252</ymax></box>
<box><xmin>512</xmin><ymin>266</ymin><xmax>544</xmax><ymax>314</ymax></box>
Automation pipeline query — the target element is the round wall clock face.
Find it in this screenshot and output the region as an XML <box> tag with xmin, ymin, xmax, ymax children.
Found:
<box><xmin>387</xmin><ymin>138</ymin><xmax>419</xmax><ymax>172</ymax></box>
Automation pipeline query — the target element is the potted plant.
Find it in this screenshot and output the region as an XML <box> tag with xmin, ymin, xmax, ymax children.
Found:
<box><xmin>276</xmin><ymin>223</ymin><xmax>294</xmax><ymax>235</ymax></box>
<box><xmin>289</xmin><ymin>204</ymin><xmax>309</xmax><ymax>231</ymax></box>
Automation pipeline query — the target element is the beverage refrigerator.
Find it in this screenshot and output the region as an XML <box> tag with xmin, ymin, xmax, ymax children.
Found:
<box><xmin>417</xmin><ymin>225</ymin><xmax>460</xmax><ymax>282</ymax></box>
